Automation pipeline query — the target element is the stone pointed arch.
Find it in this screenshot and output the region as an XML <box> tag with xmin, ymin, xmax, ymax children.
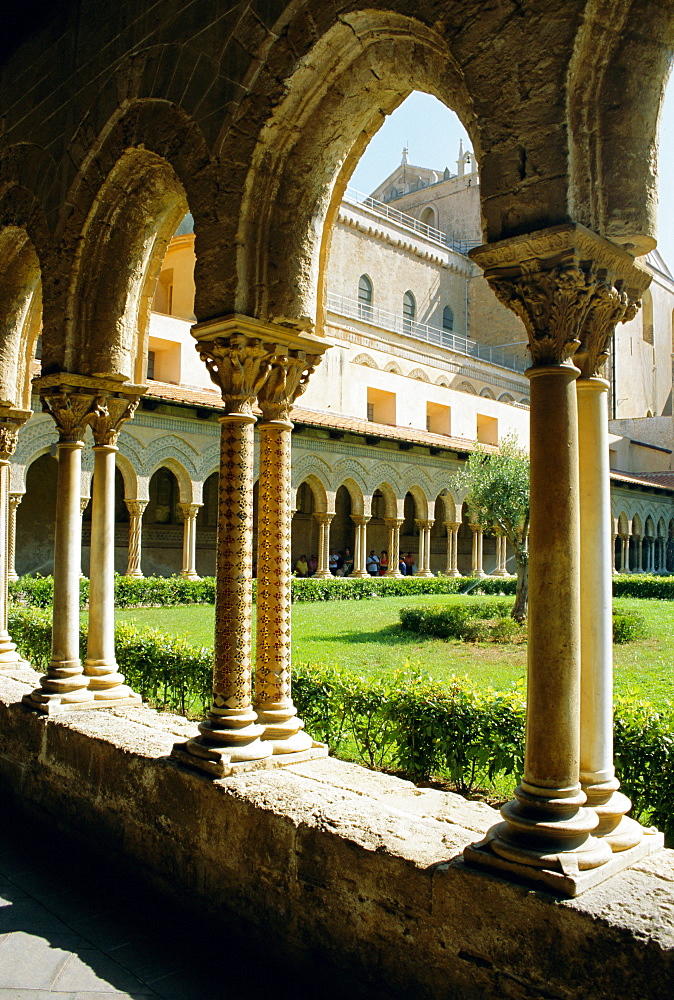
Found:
<box><xmin>146</xmin><ymin>457</ymin><xmax>194</xmax><ymax>506</ymax></box>
<box><xmin>370</xmin><ymin>481</ymin><xmax>399</xmax><ymax>520</ymax></box>
<box><xmin>404</xmin><ymin>484</ymin><xmax>429</xmax><ymax>521</ymax></box>
<box><xmin>334</xmin><ymin>476</ymin><xmax>365</xmax><ymax>517</ymax></box>
<box><xmin>115</xmin><ymin>452</ymin><xmax>139</xmax><ymax>502</ymax></box>
<box><xmin>294</xmin><ymin>474</ymin><xmax>328</xmax><ymax>515</ymax></box>
<box><xmin>233</xmin><ymin>11</ymin><xmax>476</xmax><ymax>328</ymax></box>
<box><xmin>408</xmin><ymin>368</ymin><xmax>430</xmax><ymax>382</ymax></box>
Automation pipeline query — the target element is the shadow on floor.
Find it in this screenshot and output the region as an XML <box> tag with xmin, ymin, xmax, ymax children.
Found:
<box><xmin>0</xmin><ymin>797</ymin><xmax>307</xmax><ymax>999</ymax></box>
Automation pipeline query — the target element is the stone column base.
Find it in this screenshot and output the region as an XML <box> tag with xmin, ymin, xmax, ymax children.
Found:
<box><xmin>464</xmin><ymin>826</ymin><xmax>664</xmax><ymax>898</ymax></box>
<box><xmin>22</xmin><ymin>689</ymin><xmax>141</xmax><ymax>715</ymax></box>
<box><xmin>171</xmin><ymin>738</ymin><xmax>328</xmax><ymax>778</ymax></box>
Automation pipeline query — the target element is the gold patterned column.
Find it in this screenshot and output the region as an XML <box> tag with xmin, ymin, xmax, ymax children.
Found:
<box><xmin>384</xmin><ymin>517</ymin><xmax>404</xmax><ymax>576</ymax></box>
<box><xmin>173</xmin><ymin>318</ymin><xmax>329</xmax><ymax>774</ymax></box>
<box><xmin>178</xmin><ymin>503</ymin><xmax>202</xmax><ymax>580</ymax></box>
<box><xmin>464</xmin><ymin>224</ymin><xmax>630</xmax><ymax>893</ymax></box>
<box><xmin>254</xmin><ymin>343</ymin><xmax>326</xmax><ymax>753</ymax></box>
<box><xmin>7</xmin><ymin>493</ymin><xmax>22</xmax><ymax>583</ymax></box>
<box><xmin>125</xmin><ymin>500</ymin><xmax>147</xmax><ymax>578</ymax></box>
<box><xmin>84</xmin><ymin>394</ymin><xmax>142</xmax><ymax>705</ymax></box>
<box><xmin>25</xmin><ymin>385</ymin><xmax>96</xmax><ymax>711</ymax></box>
<box><xmin>575</xmin><ymin>262</ymin><xmax>654</xmax><ymax>852</ymax></box>
<box><xmin>313</xmin><ymin>513</ymin><xmax>333</xmax><ymax>578</ymax></box>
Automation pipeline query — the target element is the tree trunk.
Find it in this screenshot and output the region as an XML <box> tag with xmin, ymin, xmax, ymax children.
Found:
<box><xmin>512</xmin><ymin>550</ymin><xmax>528</xmax><ymax>622</ymax></box>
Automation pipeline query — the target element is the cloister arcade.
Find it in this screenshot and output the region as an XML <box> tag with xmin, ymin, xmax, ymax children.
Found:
<box><xmin>1</xmin><ymin>5</ymin><xmax>674</xmax><ymax>985</ymax></box>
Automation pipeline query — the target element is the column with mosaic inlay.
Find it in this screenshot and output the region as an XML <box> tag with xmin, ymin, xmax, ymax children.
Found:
<box><xmin>254</xmin><ymin>343</ymin><xmax>326</xmax><ymax>752</ymax></box>
<box><xmin>125</xmin><ymin>500</ymin><xmax>147</xmax><ymax>578</ymax></box>
<box><xmin>7</xmin><ymin>492</ymin><xmax>23</xmax><ymax>583</ymax></box>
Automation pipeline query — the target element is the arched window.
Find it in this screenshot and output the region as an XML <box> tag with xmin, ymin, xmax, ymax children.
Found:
<box><xmin>642</xmin><ymin>289</ymin><xmax>653</xmax><ymax>345</ymax></box>
<box><xmin>402</xmin><ymin>291</ymin><xmax>416</xmax><ymax>334</ymax></box>
<box><xmin>442</xmin><ymin>306</ymin><xmax>454</xmax><ymax>332</ymax></box>
<box><xmin>420</xmin><ymin>206</ymin><xmax>437</xmax><ymax>230</ymax></box>
<box><xmin>358</xmin><ymin>274</ymin><xmax>373</xmax><ymax>319</ymax></box>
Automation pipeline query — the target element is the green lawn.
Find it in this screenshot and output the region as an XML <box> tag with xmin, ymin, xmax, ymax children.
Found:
<box><xmin>116</xmin><ymin>595</ymin><xmax>674</xmax><ymax>707</ymax></box>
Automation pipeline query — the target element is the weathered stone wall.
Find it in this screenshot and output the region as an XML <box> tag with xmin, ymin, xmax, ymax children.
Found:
<box><xmin>0</xmin><ymin>667</ymin><xmax>672</xmax><ymax>1000</ymax></box>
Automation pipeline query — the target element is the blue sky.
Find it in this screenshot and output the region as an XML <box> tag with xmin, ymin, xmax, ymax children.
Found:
<box><xmin>350</xmin><ymin>89</ymin><xmax>674</xmax><ymax>268</ymax></box>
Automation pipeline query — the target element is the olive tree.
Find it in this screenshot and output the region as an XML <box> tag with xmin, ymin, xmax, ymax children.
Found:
<box><xmin>453</xmin><ymin>434</ymin><xmax>530</xmax><ymax>622</ymax></box>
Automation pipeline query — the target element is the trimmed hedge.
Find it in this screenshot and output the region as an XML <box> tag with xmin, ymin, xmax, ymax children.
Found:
<box><xmin>9</xmin><ymin>605</ymin><xmax>674</xmax><ymax>842</ymax></box>
<box><xmin>401</xmin><ymin>599</ymin><xmax>647</xmax><ymax>645</ymax></box>
<box><xmin>9</xmin><ymin>572</ymin><xmax>674</xmax><ymax>611</ymax></box>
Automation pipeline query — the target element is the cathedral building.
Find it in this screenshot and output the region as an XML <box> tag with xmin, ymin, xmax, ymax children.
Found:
<box><xmin>11</xmin><ymin>149</ymin><xmax>674</xmax><ymax>580</ymax></box>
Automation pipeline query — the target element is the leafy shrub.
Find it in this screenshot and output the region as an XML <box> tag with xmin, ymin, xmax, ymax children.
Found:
<box><xmin>612</xmin><ymin>607</ymin><xmax>648</xmax><ymax>643</ymax></box>
<box><xmin>9</xmin><ymin>575</ymin><xmax>217</xmax><ymax>611</ymax></box>
<box><xmin>614</xmin><ymin>697</ymin><xmax>674</xmax><ymax>837</ymax></box>
<box><xmin>612</xmin><ymin>574</ymin><xmax>674</xmax><ymax>600</ymax></box>
<box><xmin>400</xmin><ymin>598</ymin><xmax>521</xmax><ymax>643</ymax></box>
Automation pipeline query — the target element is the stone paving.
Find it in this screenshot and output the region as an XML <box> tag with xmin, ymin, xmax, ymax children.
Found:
<box><xmin>0</xmin><ymin>806</ymin><xmax>294</xmax><ymax>999</ymax></box>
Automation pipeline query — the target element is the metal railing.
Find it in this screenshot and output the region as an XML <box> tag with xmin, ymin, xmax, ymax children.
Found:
<box><xmin>342</xmin><ymin>186</ymin><xmax>481</xmax><ymax>255</ymax></box>
<box><xmin>326</xmin><ymin>292</ymin><xmax>527</xmax><ymax>375</ymax></box>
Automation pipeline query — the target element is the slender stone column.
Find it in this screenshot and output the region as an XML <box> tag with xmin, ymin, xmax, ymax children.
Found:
<box><xmin>7</xmin><ymin>493</ymin><xmax>22</xmax><ymax>583</ymax></box>
<box><xmin>178</xmin><ymin>503</ymin><xmax>201</xmax><ymax>580</ymax></box>
<box><xmin>492</xmin><ymin>531</ymin><xmax>508</xmax><ymax>577</ymax></box>
<box><xmin>25</xmin><ymin>389</ymin><xmax>95</xmax><ymax>711</ymax></box>
<box><xmin>125</xmin><ymin>500</ymin><xmax>147</xmax><ymax>578</ymax></box>
<box><xmin>444</xmin><ymin>521</ymin><xmax>461</xmax><ymax>576</ymax></box>
<box><xmin>84</xmin><ymin>395</ymin><xmax>141</xmax><ymax>706</ymax></box>
<box><xmin>621</xmin><ymin>535</ymin><xmax>630</xmax><ymax>573</ymax></box>
<box><xmin>416</xmin><ymin>519</ymin><xmax>434</xmax><ymax>576</ymax></box>
<box><xmin>0</xmin><ymin>415</ymin><xmax>29</xmax><ymax>666</ymax></box>
<box><xmin>350</xmin><ymin>515</ymin><xmax>370</xmax><ymax>577</ymax></box>
<box><xmin>253</xmin><ymin>345</ymin><xmax>324</xmax><ymax>753</ymax></box>
<box><xmin>384</xmin><ymin>517</ymin><xmax>404</xmax><ymax>576</ymax></box>
<box><xmin>636</xmin><ymin>537</ymin><xmax>643</xmax><ymax>572</ymax></box>
<box><xmin>577</xmin><ymin>378</ymin><xmax>642</xmax><ymax>850</ymax></box>
<box><xmin>465</xmin><ymin>225</ymin><xmax>627</xmax><ymax>889</ymax></box>
<box><xmin>575</xmin><ymin>275</ymin><xmax>651</xmax><ymax>852</ymax></box>
<box><xmin>470</xmin><ymin>524</ymin><xmax>486</xmax><ymax>578</ymax></box>
<box><xmin>313</xmin><ymin>513</ymin><xmax>333</xmax><ymax>578</ymax></box>
<box><xmin>611</xmin><ymin>533</ymin><xmax>618</xmax><ymax>575</ymax></box>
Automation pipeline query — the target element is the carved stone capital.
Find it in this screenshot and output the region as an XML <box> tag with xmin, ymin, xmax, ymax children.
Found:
<box><xmin>415</xmin><ymin>518</ymin><xmax>434</xmax><ymax>531</ymax></box>
<box><xmin>8</xmin><ymin>493</ymin><xmax>23</xmax><ymax>512</ymax></box>
<box><xmin>42</xmin><ymin>390</ymin><xmax>96</xmax><ymax>444</ymax></box>
<box><xmin>197</xmin><ymin>334</ymin><xmax>272</xmax><ymax>416</ymax></box>
<box><xmin>87</xmin><ymin>395</ymin><xmax>139</xmax><ymax>447</ymax></box>
<box><xmin>350</xmin><ymin>514</ymin><xmax>370</xmax><ymax>527</ymax></box>
<box><xmin>125</xmin><ymin>499</ymin><xmax>148</xmax><ymax>519</ymax></box>
<box><xmin>0</xmin><ymin>405</ymin><xmax>31</xmax><ymax>460</ymax></box>
<box><xmin>257</xmin><ymin>348</ymin><xmax>323</xmax><ymax>422</ymax></box>
<box><xmin>470</xmin><ymin>223</ymin><xmax>651</xmax><ymax>369</ymax></box>
<box><xmin>444</xmin><ymin>521</ymin><xmax>461</xmax><ymax>532</ymax></box>
<box><xmin>178</xmin><ymin>503</ymin><xmax>202</xmax><ymax>521</ymax></box>
<box><xmin>469</xmin><ymin>523</ymin><xmax>483</xmax><ymax>535</ymax></box>
<box><xmin>80</xmin><ymin>497</ymin><xmax>90</xmax><ymax>516</ymax></box>
<box><xmin>384</xmin><ymin>518</ymin><xmax>404</xmax><ymax>529</ymax></box>
<box><xmin>191</xmin><ymin>314</ymin><xmax>331</xmax><ymax>417</ymax></box>
<box><xmin>575</xmin><ymin>279</ymin><xmax>641</xmax><ymax>379</ymax></box>
<box><xmin>314</xmin><ymin>512</ymin><xmax>334</xmax><ymax>526</ymax></box>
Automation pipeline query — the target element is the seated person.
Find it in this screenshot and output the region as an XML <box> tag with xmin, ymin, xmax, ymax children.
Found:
<box><xmin>342</xmin><ymin>547</ymin><xmax>354</xmax><ymax>576</ymax></box>
<box><xmin>308</xmin><ymin>554</ymin><xmax>318</xmax><ymax>576</ymax></box>
<box><xmin>295</xmin><ymin>554</ymin><xmax>309</xmax><ymax>577</ymax></box>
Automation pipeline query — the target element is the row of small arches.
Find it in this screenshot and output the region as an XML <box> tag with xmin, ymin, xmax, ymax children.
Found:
<box><xmin>351</xmin><ymin>353</ymin><xmax>528</xmax><ymax>404</ymax></box>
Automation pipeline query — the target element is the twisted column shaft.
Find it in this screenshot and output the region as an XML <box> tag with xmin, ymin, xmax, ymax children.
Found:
<box><xmin>125</xmin><ymin>500</ymin><xmax>147</xmax><ymax>578</ymax></box>
<box><xmin>7</xmin><ymin>493</ymin><xmax>22</xmax><ymax>583</ymax></box>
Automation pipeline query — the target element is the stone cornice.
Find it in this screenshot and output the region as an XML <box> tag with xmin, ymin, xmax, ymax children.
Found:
<box><xmin>33</xmin><ymin>373</ymin><xmax>146</xmax><ymax>398</ymax></box>
<box><xmin>469</xmin><ymin>223</ymin><xmax>651</xmax><ymax>296</ymax></box>
<box><xmin>191</xmin><ymin>314</ymin><xmax>333</xmax><ymax>358</ymax></box>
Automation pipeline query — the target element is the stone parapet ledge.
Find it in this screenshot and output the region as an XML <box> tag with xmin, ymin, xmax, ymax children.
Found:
<box><xmin>0</xmin><ymin>667</ymin><xmax>672</xmax><ymax>1000</ymax></box>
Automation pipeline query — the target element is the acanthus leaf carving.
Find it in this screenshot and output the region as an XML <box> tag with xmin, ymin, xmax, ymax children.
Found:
<box><xmin>575</xmin><ymin>278</ymin><xmax>641</xmax><ymax>379</ymax></box>
<box><xmin>490</xmin><ymin>262</ymin><xmax>596</xmax><ymax>367</ymax></box>
<box><xmin>42</xmin><ymin>391</ymin><xmax>96</xmax><ymax>443</ymax></box>
<box><xmin>197</xmin><ymin>334</ymin><xmax>272</xmax><ymax>415</ymax></box>
<box><xmin>87</xmin><ymin>395</ymin><xmax>139</xmax><ymax>447</ymax></box>
<box><xmin>257</xmin><ymin>349</ymin><xmax>323</xmax><ymax>422</ymax></box>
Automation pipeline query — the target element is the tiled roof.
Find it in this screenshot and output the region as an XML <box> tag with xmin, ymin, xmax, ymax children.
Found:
<box><xmin>144</xmin><ymin>380</ymin><xmax>490</xmax><ymax>453</ymax></box>
<box><xmin>610</xmin><ymin>469</ymin><xmax>674</xmax><ymax>491</ymax></box>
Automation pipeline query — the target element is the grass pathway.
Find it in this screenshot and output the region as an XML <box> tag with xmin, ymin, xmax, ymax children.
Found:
<box><xmin>116</xmin><ymin>594</ymin><xmax>674</xmax><ymax>706</ymax></box>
